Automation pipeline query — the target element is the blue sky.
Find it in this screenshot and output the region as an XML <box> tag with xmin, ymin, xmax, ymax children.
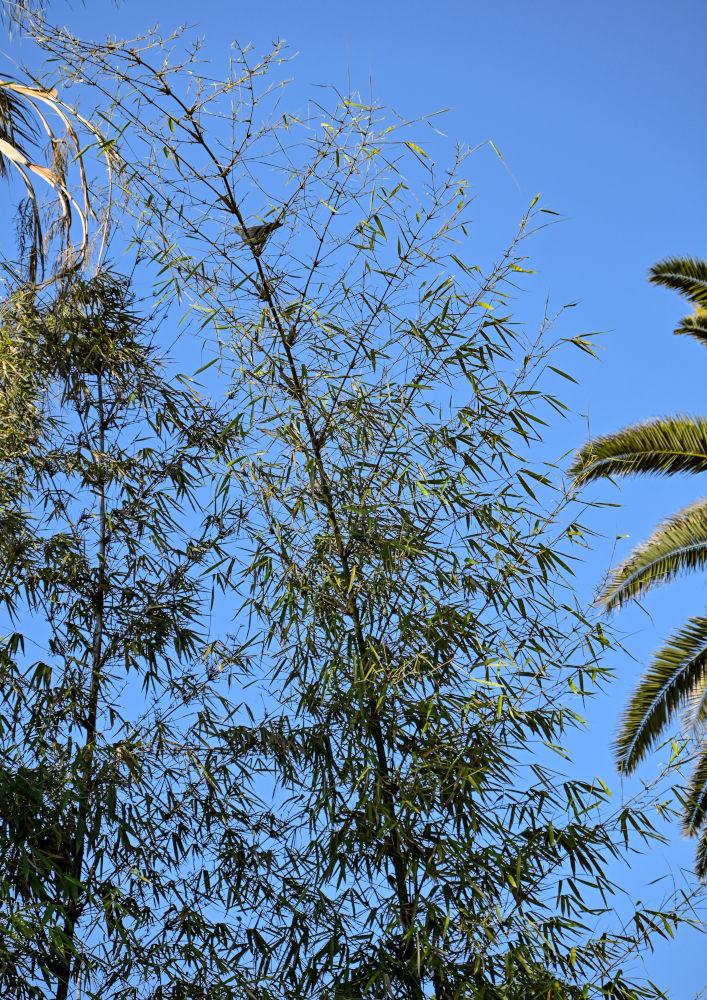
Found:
<box><xmin>6</xmin><ymin>0</ymin><xmax>707</xmax><ymax>992</ymax></box>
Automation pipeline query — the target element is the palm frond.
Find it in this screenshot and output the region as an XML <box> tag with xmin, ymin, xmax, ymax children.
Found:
<box><xmin>575</xmin><ymin>254</ymin><xmax>707</xmax><ymax>872</ymax></box>
<box><xmin>682</xmin><ymin>749</ymin><xmax>707</xmax><ymax>839</ymax></box>
<box><xmin>649</xmin><ymin>256</ymin><xmax>707</xmax><ymax>308</ymax></box>
<box><xmin>696</xmin><ymin>824</ymin><xmax>707</xmax><ymax>879</ymax></box>
<box><xmin>601</xmin><ymin>498</ymin><xmax>707</xmax><ymax>610</ymax></box>
<box><xmin>674</xmin><ymin>308</ymin><xmax>707</xmax><ymax>348</ymax></box>
<box><xmin>615</xmin><ymin>615</ymin><xmax>707</xmax><ymax>773</ymax></box>
<box><xmin>0</xmin><ymin>0</ymin><xmax>40</xmax><ymax>30</ymax></box>
<box><xmin>0</xmin><ymin>85</ymin><xmax>36</xmax><ymax>177</ymax></box>
<box><xmin>570</xmin><ymin>415</ymin><xmax>707</xmax><ymax>484</ymax></box>
<box><xmin>0</xmin><ymin>79</ymin><xmax>114</xmax><ymax>284</ymax></box>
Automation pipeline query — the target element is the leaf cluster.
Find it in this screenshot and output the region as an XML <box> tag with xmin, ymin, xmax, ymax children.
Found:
<box><xmin>571</xmin><ymin>256</ymin><xmax>707</xmax><ymax>875</ymax></box>
<box><xmin>0</xmin><ymin>25</ymin><xmax>702</xmax><ymax>1000</ymax></box>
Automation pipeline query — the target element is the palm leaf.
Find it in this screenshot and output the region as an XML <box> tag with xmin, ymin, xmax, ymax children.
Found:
<box><xmin>683</xmin><ymin>749</ymin><xmax>707</xmax><ymax>841</ymax></box>
<box><xmin>0</xmin><ymin>0</ymin><xmax>40</xmax><ymax>31</ymax></box>
<box><xmin>0</xmin><ymin>79</ymin><xmax>114</xmax><ymax>284</ymax></box>
<box><xmin>615</xmin><ymin>615</ymin><xmax>707</xmax><ymax>773</ymax></box>
<box><xmin>696</xmin><ymin>821</ymin><xmax>707</xmax><ymax>879</ymax></box>
<box><xmin>575</xmin><ymin>254</ymin><xmax>707</xmax><ymax>874</ymax></box>
<box><xmin>601</xmin><ymin>498</ymin><xmax>707</xmax><ymax>610</ymax></box>
<box><xmin>649</xmin><ymin>256</ymin><xmax>707</xmax><ymax>309</ymax></box>
<box><xmin>570</xmin><ymin>415</ymin><xmax>707</xmax><ymax>483</ymax></box>
<box><xmin>0</xmin><ymin>86</ymin><xmax>36</xmax><ymax>177</ymax></box>
<box><xmin>674</xmin><ymin>308</ymin><xmax>707</xmax><ymax>348</ymax></box>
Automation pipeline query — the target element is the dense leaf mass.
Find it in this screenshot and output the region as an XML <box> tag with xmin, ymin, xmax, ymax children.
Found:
<box><xmin>0</xmin><ymin>275</ymin><xmax>261</xmax><ymax>1000</ymax></box>
<box><xmin>0</xmin><ymin>21</ymin><xmax>701</xmax><ymax>1000</ymax></box>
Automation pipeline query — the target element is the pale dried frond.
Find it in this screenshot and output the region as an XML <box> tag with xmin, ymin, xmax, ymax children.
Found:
<box><xmin>0</xmin><ymin>78</ymin><xmax>114</xmax><ymax>287</ymax></box>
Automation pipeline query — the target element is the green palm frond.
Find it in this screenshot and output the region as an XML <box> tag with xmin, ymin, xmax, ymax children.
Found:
<box><xmin>691</xmin><ymin>662</ymin><xmax>707</xmax><ymax>726</ymax></box>
<box><xmin>696</xmin><ymin>822</ymin><xmax>707</xmax><ymax>879</ymax></box>
<box><xmin>574</xmin><ymin>254</ymin><xmax>707</xmax><ymax>875</ymax></box>
<box><xmin>674</xmin><ymin>308</ymin><xmax>707</xmax><ymax>348</ymax></box>
<box><xmin>615</xmin><ymin>615</ymin><xmax>707</xmax><ymax>773</ymax></box>
<box><xmin>570</xmin><ymin>415</ymin><xmax>707</xmax><ymax>484</ymax></box>
<box><xmin>601</xmin><ymin>498</ymin><xmax>707</xmax><ymax>610</ymax></box>
<box><xmin>649</xmin><ymin>256</ymin><xmax>707</xmax><ymax>309</ymax></box>
<box><xmin>683</xmin><ymin>749</ymin><xmax>707</xmax><ymax>841</ymax></box>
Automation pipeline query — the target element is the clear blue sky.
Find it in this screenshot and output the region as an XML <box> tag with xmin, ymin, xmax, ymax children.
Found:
<box><xmin>7</xmin><ymin>0</ymin><xmax>707</xmax><ymax>993</ymax></box>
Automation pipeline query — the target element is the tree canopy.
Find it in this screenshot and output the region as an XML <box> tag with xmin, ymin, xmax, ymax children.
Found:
<box><xmin>0</xmin><ymin>11</ymin><xmax>704</xmax><ymax>1000</ymax></box>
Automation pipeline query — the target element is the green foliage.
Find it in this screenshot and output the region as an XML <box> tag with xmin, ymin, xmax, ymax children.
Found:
<box><xmin>0</xmin><ymin>22</ymin><xmax>702</xmax><ymax>1000</ymax></box>
<box><xmin>570</xmin><ymin>416</ymin><xmax>707</xmax><ymax>482</ymax></box>
<box><xmin>571</xmin><ymin>256</ymin><xmax>707</xmax><ymax>875</ymax></box>
<box><xmin>649</xmin><ymin>256</ymin><xmax>707</xmax><ymax>310</ymax></box>
<box><xmin>613</xmin><ymin>614</ymin><xmax>707</xmax><ymax>773</ymax></box>
<box><xmin>0</xmin><ymin>273</ymin><xmax>270</xmax><ymax>999</ymax></box>
<box><xmin>649</xmin><ymin>257</ymin><xmax>707</xmax><ymax>348</ymax></box>
<box><xmin>590</xmin><ymin>497</ymin><xmax>707</xmax><ymax>611</ymax></box>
